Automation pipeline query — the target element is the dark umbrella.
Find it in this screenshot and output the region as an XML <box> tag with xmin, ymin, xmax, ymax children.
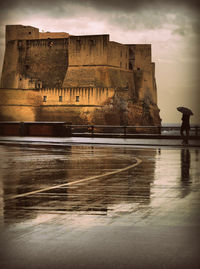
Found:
<box><xmin>177</xmin><ymin>106</ymin><xmax>193</xmax><ymax>115</ymax></box>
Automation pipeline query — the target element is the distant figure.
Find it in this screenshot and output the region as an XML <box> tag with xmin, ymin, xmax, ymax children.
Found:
<box><xmin>180</xmin><ymin>114</ymin><xmax>191</xmax><ymax>144</ymax></box>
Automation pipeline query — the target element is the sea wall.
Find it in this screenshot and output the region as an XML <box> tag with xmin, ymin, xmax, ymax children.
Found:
<box><xmin>0</xmin><ymin>87</ymin><xmax>161</xmax><ymax>127</ymax></box>
<box><xmin>0</xmin><ymin>88</ymin><xmax>115</xmax><ymax>123</ymax></box>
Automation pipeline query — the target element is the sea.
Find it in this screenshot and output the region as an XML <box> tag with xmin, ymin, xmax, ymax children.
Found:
<box><xmin>161</xmin><ymin>123</ymin><xmax>199</xmax><ymax>136</ymax></box>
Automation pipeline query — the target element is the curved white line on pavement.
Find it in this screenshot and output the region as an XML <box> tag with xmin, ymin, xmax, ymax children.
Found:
<box><xmin>6</xmin><ymin>157</ymin><xmax>142</xmax><ymax>200</ymax></box>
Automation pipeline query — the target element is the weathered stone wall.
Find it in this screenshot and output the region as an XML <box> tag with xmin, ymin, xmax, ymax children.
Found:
<box><xmin>0</xmin><ymin>88</ymin><xmax>115</xmax><ymax>123</ymax></box>
<box><xmin>0</xmin><ymin>87</ymin><xmax>161</xmax><ymax>126</ymax></box>
<box><xmin>128</xmin><ymin>44</ymin><xmax>152</xmax><ymax>71</ymax></box>
<box><xmin>1</xmin><ymin>26</ymin><xmax>35</xmax><ymax>88</ymax></box>
<box><xmin>20</xmin><ymin>38</ymin><xmax>68</xmax><ymax>88</ymax></box>
<box><xmin>128</xmin><ymin>44</ymin><xmax>157</xmax><ymax>104</ymax></box>
<box><xmin>1</xmin><ymin>38</ymin><xmax>69</xmax><ymax>89</ymax></box>
<box><xmin>5</xmin><ymin>25</ymin><xmax>39</xmax><ymax>43</ymax></box>
<box><xmin>91</xmin><ymin>90</ymin><xmax>161</xmax><ymax>127</ymax></box>
<box><xmin>0</xmin><ymin>89</ymin><xmax>42</xmax><ymax>121</ymax></box>
<box><xmin>63</xmin><ymin>66</ymin><xmax>134</xmax><ymax>90</ymax></box>
<box><xmin>68</xmin><ymin>35</ymin><xmax>109</xmax><ymax>66</ymax></box>
<box><xmin>0</xmin><ymin>40</ymin><xmax>19</xmax><ymax>88</ymax></box>
<box><xmin>63</xmin><ymin>37</ymin><xmax>131</xmax><ymax>88</ymax></box>
<box><xmin>108</xmin><ymin>42</ymin><xmax>129</xmax><ymax>69</ymax></box>
<box><xmin>39</xmin><ymin>87</ymin><xmax>114</xmax><ymax>106</ymax></box>
<box><xmin>39</xmin><ymin>32</ymin><xmax>69</xmax><ymax>39</ymax></box>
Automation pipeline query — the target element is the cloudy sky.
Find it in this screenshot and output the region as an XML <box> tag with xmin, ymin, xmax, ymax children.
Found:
<box><xmin>0</xmin><ymin>0</ymin><xmax>199</xmax><ymax>124</ymax></box>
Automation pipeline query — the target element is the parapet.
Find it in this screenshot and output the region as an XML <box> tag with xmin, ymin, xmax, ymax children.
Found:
<box><xmin>39</xmin><ymin>32</ymin><xmax>70</xmax><ymax>39</ymax></box>
<box><xmin>5</xmin><ymin>25</ymin><xmax>40</xmax><ymax>43</ymax></box>
<box><xmin>5</xmin><ymin>25</ymin><xmax>70</xmax><ymax>44</ymax></box>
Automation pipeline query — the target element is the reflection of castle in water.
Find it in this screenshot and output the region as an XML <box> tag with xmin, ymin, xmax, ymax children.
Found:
<box><xmin>2</xmin><ymin>146</ymin><xmax>156</xmax><ymax>222</ymax></box>
<box><xmin>2</xmin><ymin>145</ymin><xmax>70</xmax><ymax>222</ymax></box>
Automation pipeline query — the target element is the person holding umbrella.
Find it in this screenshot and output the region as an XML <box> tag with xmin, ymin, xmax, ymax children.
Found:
<box><xmin>177</xmin><ymin>107</ymin><xmax>193</xmax><ymax>145</ymax></box>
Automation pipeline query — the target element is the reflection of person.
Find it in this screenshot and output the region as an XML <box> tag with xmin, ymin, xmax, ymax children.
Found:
<box><xmin>180</xmin><ymin>114</ymin><xmax>191</xmax><ymax>144</ymax></box>
<box><xmin>180</xmin><ymin>149</ymin><xmax>191</xmax><ymax>198</ymax></box>
<box><xmin>181</xmin><ymin>149</ymin><xmax>190</xmax><ymax>181</ymax></box>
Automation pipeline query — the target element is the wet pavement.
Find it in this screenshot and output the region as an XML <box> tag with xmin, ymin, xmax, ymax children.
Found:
<box><xmin>0</xmin><ymin>143</ymin><xmax>200</xmax><ymax>269</ymax></box>
<box><xmin>0</xmin><ymin>135</ymin><xmax>200</xmax><ymax>147</ymax></box>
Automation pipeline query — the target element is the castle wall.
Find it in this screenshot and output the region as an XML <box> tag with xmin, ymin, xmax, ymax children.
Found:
<box><xmin>134</xmin><ymin>68</ymin><xmax>157</xmax><ymax>105</ymax></box>
<box><xmin>0</xmin><ymin>87</ymin><xmax>161</xmax><ymax>126</ymax></box>
<box><xmin>1</xmin><ymin>38</ymin><xmax>69</xmax><ymax>89</ymax></box>
<box><xmin>68</xmin><ymin>35</ymin><xmax>109</xmax><ymax>66</ymax></box>
<box><xmin>6</xmin><ymin>25</ymin><xmax>39</xmax><ymax>43</ymax></box>
<box><xmin>20</xmin><ymin>38</ymin><xmax>69</xmax><ymax>88</ymax></box>
<box><xmin>63</xmin><ymin>36</ymin><xmax>132</xmax><ymax>89</ymax></box>
<box><xmin>0</xmin><ymin>25</ymin><xmax>161</xmax><ymax>127</ymax></box>
<box><xmin>62</xmin><ymin>66</ymin><xmax>134</xmax><ymax>89</ymax></box>
<box><xmin>39</xmin><ymin>87</ymin><xmax>114</xmax><ymax>106</ymax></box>
<box><xmin>128</xmin><ymin>44</ymin><xmax>157</xmax><ymax>105</ymax></box>
<box><xmin>1</xmin><ymin>25</ymin><xmax>69</xmax><ymax>89</ymax></box>
<box><xmin>0</xmin><ymin>89</ymin><xmax>42</xmax><ymax>121</ymax></box>
<box><xmin>0</xmin><ymin>88</ymin><xmax>115</xmax><ymax>123</ymax></box>
<box><xmin>128</xmin><ymin>44</ymin><xmax>152</xmax><ymax>71</ymax></box>
<box><xmin>39</xmin><ymin>32</ymin><xmax>69</xmax><ymax>39</ymax></box>
<box><xmin>108</xmin><ymin>42</ymin><xmax>129</xmax><ymax>69</ymax></box>
<box><xmin>0</xmin><ymin>40</ymin><xmax>20</xmax><ymax>88</ymax></box>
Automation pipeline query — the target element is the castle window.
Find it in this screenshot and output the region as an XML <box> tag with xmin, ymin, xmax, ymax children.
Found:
<box><xmin>59</xmin><ymin>96</ymin><xmax>63</xmax><ymax>102</ymax></box>
<box><xmin>137</xmin><ymin>67</ymin><xmax>140</xmax><ymax>70</ymax></box>
<box><xmin>120</xmin><ymin>62</ymin><xmax>122</xmax><ymax>68</ymax></box>
<box><xmin>43</xmin><ymin>96</ymin><xmax>47</xmax><ymax>102</ymax></box>
<box><xmin>29</xmin><ymin>32</ymin><xmax>31</xmax><ymax>35</ymax></box>
<box><xmin>76</xmin><ymin>96</ymin><xmax>79</xmax><ymax>102</ymax></box>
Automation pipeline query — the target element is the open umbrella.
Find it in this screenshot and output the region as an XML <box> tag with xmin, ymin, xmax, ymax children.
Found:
<box><xmin>177</xmin><ymin>106</ymin><xmax>193</xmax><ymax>115</ymax></box>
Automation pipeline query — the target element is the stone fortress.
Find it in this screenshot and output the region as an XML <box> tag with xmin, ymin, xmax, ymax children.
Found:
<box><xmin>0</xmin><ymin>25</ymin><xmax>161</xmax><ymax>126</ymax></box>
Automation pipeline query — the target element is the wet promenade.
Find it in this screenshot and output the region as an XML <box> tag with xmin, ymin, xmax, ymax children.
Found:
<box><xmin>0</xmin><ymin>138</ymin><xmax>200</xmax><ymax>268</ymax></box>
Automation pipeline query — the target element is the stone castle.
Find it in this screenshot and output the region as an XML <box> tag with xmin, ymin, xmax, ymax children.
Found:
<box><xmin>0</xmin><ymin>25</ymin><xmax>161</xmax><ymax>126</ymax></box>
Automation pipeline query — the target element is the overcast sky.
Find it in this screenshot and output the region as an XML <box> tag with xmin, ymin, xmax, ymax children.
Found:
<box><xmin>0</xmin><ymin>0</ymin><xmax>200</xmax><ymax>124</ymax></box>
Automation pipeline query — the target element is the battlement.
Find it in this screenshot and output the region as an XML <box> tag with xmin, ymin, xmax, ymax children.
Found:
<box><xmin>39</xmin><ymin>87</ymin><xmax>114</xmax><ymax>106</ymax></box>
<box><xmin>5</xmin><ymin>25</ymin><xmax>70</xmax><ymax>44</ymax></box>
<box><xmin>6</xmin><ymin>25</ymin><xmax>39</xmax><ymax>43</ymax></box>
<box><xmin>39</xmin><ymin>32</ymin><xmax>70</xmax><ymax>39</ymax></box>
<box><xmin>24</xmin><ymin>38</ymin><xmax>68</xmax><ymax>48</ymax></box>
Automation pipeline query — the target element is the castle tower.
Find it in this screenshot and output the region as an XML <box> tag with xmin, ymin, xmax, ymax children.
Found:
<box><xmin>1</xmin><ymin>25</ymin><xmax>69</xmax><ymax>89</ymax></box>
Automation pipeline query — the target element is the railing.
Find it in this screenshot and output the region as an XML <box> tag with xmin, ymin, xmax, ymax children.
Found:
<box><xmin>0</xmin><ymin>122</ymin><xmax>199</xmax><ymax>139</ymax></box>
<box><xmin>66</xmin><ymin>124</ymin><xmax>200</xmax><ymax>139</ymax></box>
<box><xmin>0</xmin><ymin>121</ymin><xmax>71</xmax><ymax>137</ymax></box>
